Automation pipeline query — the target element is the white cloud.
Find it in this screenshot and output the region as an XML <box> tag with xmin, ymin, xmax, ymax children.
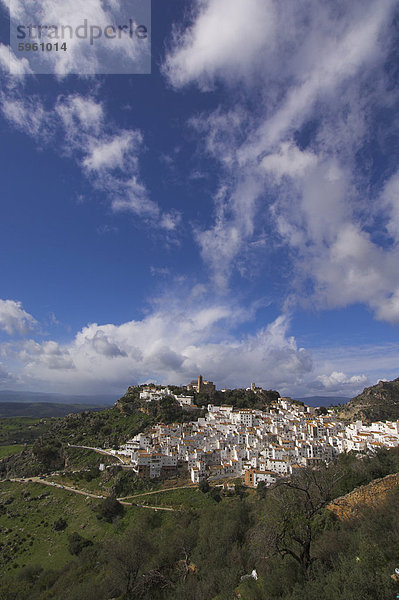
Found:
<box><xmin>381</xmin><ymin>170</ymin><xmax>399</xmax><ymax>242</ymax></box>
<box><xmin>0</xmin><ymin>89</ymin><xmax>178</xmax><ymax>231</ymax></box>
<box><xmin>159</xmin><ymin>211</ymin><xmax>181</xmax><ymax>231</ymax></box>
<box><xmin>315</xmin><ymin>371</ymin><xmax>367</xmax><ymax>390</ymax></box>
<box><xmin>0</xmin><ymin>95</ymin><xmax>49</xmax><ymax>136</ymax></box>
<box><xmin>1</xmin><ymin>297</ymin><xmax>396</xmax><ymax>397</ymax></box>
<box><xmin>0</xmin><ymin>43</ymin><xmax>32</xmax><ymax>75</ymax></box>
<box><xmin>0</xmin><ymin>361</ymin><xmax>15</xmax><ymax>383</ymax></box>
<box><xmin>194</xmin><ymin>173</ymin><xmax>264</xmax><ymax>289</ymax></box>
<box><xmin>261</xmin><ymin>142</ymin><xmax>318</xmax><ymax>180</ymax></box>
<box><xmin>312</xmin><ymin>343</ymin><xmax>399</xmax><ymax>389</ymax></box>
<box><xmin>244</xmin><ymin>1</ymin><xmax>394</xmax><ymax>155</ymax></box>
<box><xmin>90</xmin><ymin>330</ymin><xmax>127</xmax><ymax>358</ymax></box>
<box><xmin>164</xmin><ymin>0</ymin><xmax>276</xmax><ymax>89</ymax></box>
<box><xmin>4</xmin><ymin>0</ymin><xmax>150</xmax><ymax>76</ymax></box>
<box><xmin>83</xmin><ymin>131</ymin><xmax>142</xmax><ymax>172</ymax></box>
<box><xmin>164</xmin><ymin>0</ymin><xmax>399</xmax><ymax>326</ymax></box>
<box><xmin>6</xmin><ymin>303</ymin><xmax>313</xmax><ymax>394</ymax></box>
<box><xmin>55</xmin><ymin>94</ymin><xmax>104</xmax><ymax>135</ymax></box>
<box><xmin>0</xmin><ymin>300</ymin><xmax>37</xmax><ymax>335</ymax></box>
<box><xmin>19</xmin><ymin>340</ymin><xmax>75</xmax><ymax>370</ymax></box>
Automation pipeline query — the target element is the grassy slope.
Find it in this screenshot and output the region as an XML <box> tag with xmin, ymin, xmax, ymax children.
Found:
<box><xmin>0</xmin><ymin>481</ymin><xmax>141</xmax><ymax>575</ymax></box>
<box><xmin>0</xmin><ymin>445</ymin><xmax>27</xmax><ymax>459</ymax></box>
<box><xmin>129</xmin><ymin>487</ymin><xmax>215</xmax><ymax>509</ymax></box>
<box><xmin>0</xmin><ymin>418</ymin><xmax>52</xmax><ymax>445</ymax></box>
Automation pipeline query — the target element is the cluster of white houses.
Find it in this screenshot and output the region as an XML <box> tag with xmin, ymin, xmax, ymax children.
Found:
<box><xmin>117</xmin><ymin>388</ymin><xmax>399</xmax><ymax>487</ymax></box>
<box><xmin>139</xmin><ymin>386</ymin><xmax>196</xmax><ymax>408</ymax></box>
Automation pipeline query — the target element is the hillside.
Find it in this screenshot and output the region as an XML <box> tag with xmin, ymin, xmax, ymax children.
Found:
<box><xmin>1</xmin><ymin>449</ymin><xmax>399</xmax><ymax>600</ymax></box>
<box><xmin>328</xmin><ymin>472</ymin><xmax>399</xmax><ymax>521</ymax></box>
<box><xmin>336</xmin><ymin>377</ymin><xmax>399</xmax><ymax>422</ymax></box>
<box><xmin>0</xmin><ymin>386</ymin><xmax>200</xmax><ymax>479</ymax></box>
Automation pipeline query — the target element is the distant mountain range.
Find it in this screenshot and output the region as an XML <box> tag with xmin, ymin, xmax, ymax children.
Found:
<box><xmin>294</xmin><ymin>396</ymin><xmax>351</xmax><ymax>407</ymax></box>
<box><xmin>0</xmin><ymin>402</ymin><xmax>108</xmax><ymax>418</ymax></box>
<box><xmin>0</xmin><ymin>390</ymin><xmax>117</xmax><ymax>406</ymax></box>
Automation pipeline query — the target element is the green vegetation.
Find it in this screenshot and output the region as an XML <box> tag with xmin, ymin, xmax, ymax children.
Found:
<box><xmin>337</xmin><ymin>376</ymin><xmax>399</xmax><ymax>422</ymax></box>
<box><xmin>131</xmin><ymin>487</ymin><xmax>216</xmax><ymax>509</ymax></box>
<box><xmin>0</xmin><ymin>445</ymin><xmax>26</xmax><ymax>459</ymax></box>
<box><xmin>0</xmin><ymin>448</ymin><xmax>398</xmax><ymax>599</ymax></box>
<box><xmin>67</xmin><ymin>532</ymin><xmax>93</xmax><ymax>556</ymax></box>
<box><xmin>108</xmin><ymin>469</ymin><xmax>159</xmax><ymax>497</ymax></box>
<box><xmin>0</xmin><ymin>481</ymin><xmax>141</xmax><ymax>575</ymax></box>
<box><xmin>196</xmin><ymin>387</ymin><xmax>280</xmax><ymax>409</ymax></box>
<box><xmin>45</xmin><ymin>405</ymin><xmax>151</xmax><ymax>448</ymax></box>
<box><xmin>64</xmin><ymin>446</ymin><xmax>116</xmax><ymax>470</ymax></box>
<box><xmin>1</xmin><ymin>385</ymin><xmax>399</xmax><ymax>599</ymax></box>
<box><xmin>119</xmin><ymin>384</ymin><xmax>279</xmax><ymax>414</ymax></box>
<box><xmin>117</xmin><ymin>387</ymin><xmax>201</xmax><ymax>423</ymax></box>
<box><xmin>0</xmin><ymin>418</ymin><xmax>51</xmax><ymax>445</ymax></box>
<box><xmin>94</xmin><ymin>496</ymin><xmax>124</xmax><ymax>522</ymax></box>
<box><xmin>0</xmin><ymin>406</ymin><xmax>150</xmax><ymax>479</ymax></box>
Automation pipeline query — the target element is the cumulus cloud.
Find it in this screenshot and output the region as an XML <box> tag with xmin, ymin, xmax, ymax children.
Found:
<box><xmin>90</xmin><ymin>331</ymin><xmax>127</xmax><ymax>358</ymax></box>
<box><xmin>315</xmin><ymin>371</ymin><xmax>368</xmax><ymax>391</ymax></box>
<box><xmin>0</xmin><ymin>300</ymin><xmax>37</xmax><ymax>335</ymax></box>
<box><xmin>163</xmin><ymin>0</ymin><xmax>399</xmax><ymax>327</ymax></box>
<box><xmin>0</xmin><ymin>297</ymin><xmax>391</xmax><ymax>397</ymax></box>
<box><xmin>19</xmin><ymin>340</ymin><xmax>75</xmax><ymax>370</ymax></box>
<box><xmin>6</xmin><ymin>303</ymin><xmax>314</xmax><ymax>394</ymax></box>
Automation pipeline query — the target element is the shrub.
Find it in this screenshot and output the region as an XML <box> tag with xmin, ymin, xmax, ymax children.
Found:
<box><xmin>52</xmin><ymin>518</ymin><xmax>67</xmax><ymax>531</ymax></box>
<box><xmin>67</xmin><ymin>532</ymin><xmax>93</xmax><ymax>556</ymax></box>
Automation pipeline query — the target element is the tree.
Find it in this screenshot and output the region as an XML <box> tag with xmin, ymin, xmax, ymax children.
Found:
<box><xmin>94</xmin><ymin>496</ymin><xmax>124</xmax><ymax>522</ymax></box>
<box><xmin>234</xmin><ymin>481</ymin><xmax>244</xmax><ymax>498</ymax></box>
<box><xmin>106</xmin><ymin>523</ymin><xmax>172</xmax><ymax>599</ymax></box>
<box><xmin>52</xmin><ymin>517</ymin><xmax>67</xmax><ymax>531</ymax></box>
<box><xmin>256</xmin><ymin>481</ymin><xmax>267</xmax><ymax>499</ymax></box>
<box><xmin>209</xmin><ymin>487</ymin><xmax>222</xmax><ymax>503</ymax></box>
<box><xmin>32</xmin><ymin>436</ymin><xmax>65</xmax><ymax>471</ymax></box>
<box><xmin>68</xmin><ymin>532</ymin><xmax>93</xmax><ymax>556</ymax></box>
<box><xmin>259</xmin><ymin>467</ymin><xmax>339</xmax><ymax>580</ymax></box>
<box><xmin>199</xmin><ymin>479</ymin><xmax>210</xmax><ymax>493</ymax></box>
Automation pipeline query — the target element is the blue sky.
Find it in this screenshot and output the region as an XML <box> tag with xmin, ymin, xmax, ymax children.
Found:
<box><xmin>1</xmin><ymin>0</ymin><xmax>399</xmax><ymax>397</ymax></box>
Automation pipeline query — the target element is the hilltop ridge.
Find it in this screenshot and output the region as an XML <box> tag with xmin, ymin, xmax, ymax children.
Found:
<box><xmin>337</xmin><ymin>377</ymin><xmax>399</xmax><ymax>422</ymax></box>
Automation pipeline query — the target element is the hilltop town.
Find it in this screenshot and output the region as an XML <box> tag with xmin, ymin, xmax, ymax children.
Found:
<box><xmin>114</xmin><ymin>376</ymin><xmax>399</xmax><ymax>486</ymax></box>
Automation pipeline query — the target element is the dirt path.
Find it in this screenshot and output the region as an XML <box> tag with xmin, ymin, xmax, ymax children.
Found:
<box><xmin>67</xmin><ymin>444</ymin><xmax>126</xmax><ymax>463</ymax></box>
<box><xmin>118</xmin><ymin>484</ymin><xmax>196</xmax><ymax>500</ymax></box>
<box><xmin>7</xmin><ymin>478</ymin><xmax>177</xmax><ymax>511</ymax></box>
<box><xmin>9</xmin><ymin>477</ymin><xmax>104</xmax><ymax>499</ymax></box>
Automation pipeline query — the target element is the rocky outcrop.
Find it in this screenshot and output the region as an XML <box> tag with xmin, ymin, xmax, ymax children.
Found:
<box><xmin>327</xmin><ymin>473</ymin><xmax>399</xmax><ymax>521</ymax></box>
<box><xmin>337</xmin><ymin>377</ymin><xmax>399</xmax><ymax>422</ymax></box>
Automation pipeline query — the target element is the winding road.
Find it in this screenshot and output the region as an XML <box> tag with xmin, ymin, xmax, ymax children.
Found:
<box><xmin>7</xmin><ymin>477</ymin><xmax>177</xmax><ymax>511</ymax></box>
